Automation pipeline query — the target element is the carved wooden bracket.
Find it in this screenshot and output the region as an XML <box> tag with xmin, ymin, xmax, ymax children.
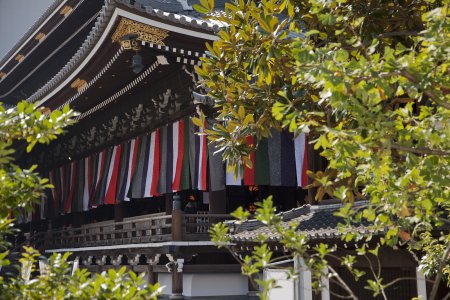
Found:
<box><xmin>111</xmin><ymin>255</ymin><xmax>123</xmax><ymax>266</ymax></box>
<box><xmin>128</xmin><ymin>254</ymin><xmax>141</xmax><ymax>266</ymax></box>
<box><xmin>82</xmin><ymin>256</ymin><xmax>93</xmax><ymax>266</ymax></box>
<box><xmin>165</xmin><ymin>254</ymin><xmax>184</xmax><ymax>273</ymax></box>
<box><xmin>147</xmin><ymin>254</ymin><xmax>161</xmax><ymax>266</ymax></box>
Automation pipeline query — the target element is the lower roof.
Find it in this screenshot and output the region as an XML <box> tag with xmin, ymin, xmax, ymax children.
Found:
<box><xmin>229</xmin><ymin>201</ymin><xmax>375</xmax><ymax>243</ymax></box>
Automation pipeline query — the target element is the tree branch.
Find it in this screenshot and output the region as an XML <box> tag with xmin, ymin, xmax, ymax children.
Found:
<box><xmin>383</xmin><ymin>276</ymin><xmax>435</xmax><ymax>289</ymax></box>
<box><xmin>377</xmin><ymin>31</ymin><xmax>420</xmax><ymax>38</ymax></box>
<box><xmin>328</xmin><ymin>278</ymin><xmax>358</xmax><ymax>299</ymax></box>
<box><xmin>328</xmin><ymin>265</ymin><xmax>359</xmax><ymax>300</ymax></box>
<box><xmin>430</xmin><ymin>240</ymin><xmax>450</xmax><ymax>300</ymax></box>
<box><xmin>391</xmin><ymin>144</ymin><xmax>450</xmax><ymax>156</ymax></box>
<box><xmin>399</xmin><ymin>70</ymin><xmax>450</xmax><ymax>110</ymax></box>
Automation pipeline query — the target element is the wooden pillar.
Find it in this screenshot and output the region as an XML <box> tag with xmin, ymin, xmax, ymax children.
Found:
<box><xmin>147</xmin><ymin>254</ymin><xmax>160</xmax><ymax>286</ymax></box>
<box><xmin>171</xmin><ymin>267</ymin><xmax>183</xmax><ymax>299</ymax></box>
<box><xmin>167</xmin><ymin>255</ymin><xmax>184</xmax><ymax>299</ymax></box>
<box><xmin>208</xmin><ymin>190</ymin><xmax>226</xmax><ymax>214</ymax></box>
<box><xmin>147</xmin><ymin>265</ymin><xmax>158</xmax><ymax>285</ymax></box>
<box><xmin>172</xmin><ymin>193</ymin><xmax>184</xmax><ymax>241</ymax></box>
<box><xmin>171</xmin><ymin>210</ymin><xmax>183</xmax><ymax>241</ymax></box>
<box><xmin>114</xmin><ymin>202</ymin><xmax>125</xmax><ymax>222</ymax></box>
<box><xmin>165</xmin><ymin>194</ymin><xmax>173</xmax><ymax>215</ymax></box>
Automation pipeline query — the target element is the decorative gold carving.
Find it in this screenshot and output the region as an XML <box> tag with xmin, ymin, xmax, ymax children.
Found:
<box><xmin>15</xmin><ymin>54</ymin><xmax>25</xmax><ymax>62</ymax></box>
<box><xmin>70</xmin><ymin>78</ymin><xmax>87</xmax><ymax>92</ymax></box>
<box><xmin>60</xmin><ymin>5</ymin><xmax>73</xmax><ymax>17</ymax></box>
<box><xmin>0</xmin><ymin>72</ymin><xmax>6</xmax><ymax>79</ymax></box>
<box><xmin>35</xmin><ymin>32</ymin><xmax>46</xmax><ymax>42</ymax></box>
<box><xmin>121</xmin><ymin>39</ymin><xmax>141</xmax><ymax>51</ymax></box>
<box><xmin>111</xmin><ymin>18</ymin><xmax>168</xmax><ymax>46</ymax></box>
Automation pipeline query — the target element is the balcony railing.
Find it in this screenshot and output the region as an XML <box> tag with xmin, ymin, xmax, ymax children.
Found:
<box><xmin>39</xmin><ymin>212</ymin><xmax>230</xmax><ymax>250</ymax></box>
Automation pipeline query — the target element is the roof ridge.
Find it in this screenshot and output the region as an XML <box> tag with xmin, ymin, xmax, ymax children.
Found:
<box><xmin>26</xmin><ymin>0</ymin><xmax>116</xmax><ymax>104</ymax></box>
<box><xmin>310</xmin><ymin>200</ymin><xmax>369</xmax><ymax>212</ymax></box>
<box><xmin>0</xmin><ymin>0</ymin><xmax>66</xmax><ymax>66</ymax></box>
<box><xmin>25</xmin><ymin>0</ymin><xmax>220</xmax><ymax>106</ymax></box>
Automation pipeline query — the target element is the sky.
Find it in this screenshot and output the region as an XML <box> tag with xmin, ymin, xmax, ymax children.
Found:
<box><xmin>0</xmin><ymin>0</ymin><xmax>54</xmax><ymax>60</ymax></box>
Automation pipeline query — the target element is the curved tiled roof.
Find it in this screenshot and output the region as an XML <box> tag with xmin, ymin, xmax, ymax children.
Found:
<box><xmin>230</xmin><ymin>202</ymin><xmax>374</xmax><ymax>242</ymax></box>
<box><xmin>26</xmin><ymin>0</ymin><xmax>222</xmax><ymax>105</ymax></box>
<box><xmin>0</xmin><ymin>0</ymin><xmax>66</xmax><ymax>67</ymax></box>
<box><xmin>26</xmin><ymin>1</ymin><xmax>116</xmax><ymax>104</ymax></box>
<box><xmin>117</xmin><ymin>0</ymin><xmax>224</xmax><ymax>31</ymax></box>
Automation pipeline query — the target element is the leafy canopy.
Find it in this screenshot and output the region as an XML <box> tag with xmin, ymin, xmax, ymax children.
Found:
<box><xmin>196</xmin><ymin>0</ymin><xmax>450</xmax><ymax>298</ymax></box>
<box><xmin>0</xmin><ymin>101</ymin><xmax>161</xmax><ymax>299</ymax></box>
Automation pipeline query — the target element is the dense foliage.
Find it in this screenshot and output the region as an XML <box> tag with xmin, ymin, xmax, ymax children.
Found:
<box><xmin>0</xmin><ymin>101</ymin><xmax>161</xmax><ymax>299</ymax></box>
<box><xmin>195</xmin><ymin>0</ymin><xmax>450</xmax><ymax>298</ymax></box>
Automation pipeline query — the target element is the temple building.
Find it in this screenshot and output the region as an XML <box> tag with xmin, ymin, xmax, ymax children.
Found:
<box><xmin>0</xmin><ymin>0</ymin><xmax>440</xmax><ymax>299</ymax></box>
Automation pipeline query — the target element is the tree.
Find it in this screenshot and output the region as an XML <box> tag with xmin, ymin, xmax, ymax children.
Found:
<box><xmin>194</xmin><ymin>0</ymin><xmax>450</xmax><ymax>298</ymax></box>
<box><xmin>0</xmin><ymin>101</ymin><xmax>161</xmax><ymax>299</ymax></box>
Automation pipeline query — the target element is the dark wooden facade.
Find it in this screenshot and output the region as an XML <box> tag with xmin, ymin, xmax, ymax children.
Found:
<box><xmin>1</xmin><ymin>0</ymin><xmax>435</xmax><ymax>299</ymax></box>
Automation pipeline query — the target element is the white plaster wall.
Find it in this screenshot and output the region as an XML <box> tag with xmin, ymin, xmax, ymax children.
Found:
<box><xmin>183</xmin><ymin>273</ymin><xmax>248</xmax><ymax>297</ymax></box>
<box><xmin>0</xmin><ymin>0</ymin><xmax>54</xmax><ymax>59</ymax></box>
<box><xmin>158</xmin><ymin>273</ymin><xmax>173</xmax><ymax>295</ymax></box>
<box><xmin>159</xmin><ymin>273</ymin><xmax>248</xmax><ymax>297</ymax></box>
<box><xmin>264</xmin><ymin>269</ymin><xmax>295</xmax><ymax>300</ymax></box>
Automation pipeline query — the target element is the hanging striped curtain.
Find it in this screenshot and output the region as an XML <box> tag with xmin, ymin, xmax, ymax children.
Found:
<box><xmin>198</xmin><ymin>120</ymin><xmax>208</xmax><ymax>190</ymax></box>
<box><xmin>64</xmin><ymin>161</ymin><xmax>77</xmax><ymax>214</ymax></box>
<box><xmin>130</xmin><ymin>134</ymin><xmax>149</xmax><ymax>198</ymax></box>
<box><xmin>280</xmin><ymin>131</ymin><xmax>297</xmax><ymax>186</ymax></box>
<box><xmin>82</xmin><ymin>156</ymin><xmax>91</xmax><ymax>211</ymax></box>
<box><xmin>44</xmin><ymin>117</ymin><xmax>312</xmax><ymax>216</ymax></box>
<box><xmin>189</xmin><ymin>118</ymin><xmax>197</xmax><ymax>189</ymax></box>
<box><xmin>158</xmin><ymin>126</ymin><xmax>168</xmax><ymax>194</ymax></box>
<box><xmin>144</xmin><ymin>130</ymin><xmax>161</xmax><ymax>197</ymax></box>
<box><xmin>103</xmin><ymin>144</ymin><xmax>122</xmax><ymax>205</ymax></box>
<box><xmin>116</xmin><ymin>138</ymin><xmax>139</xmax><ymax>202</ymax></box>
<box><xmin>268</xmin><ymin>130</ymin><xmax>282</xmax><ymax>186</ymax></box>
<box><xmin>179</xmin><ymin>117</ymin><xmax>191</xmax><ymax>191</ymax></box>
<box><xmin>189</xmin><ymin>118</ymin><xmax>208</xmax><ymax>191</ymax></box>
<box><xmin>59</xmin><ymin>165</ymin><xmax>67</xmax><ymax>214</ymax></box>
<box><xmin>71</xmin><ymin>159</ymin><xmax>85</xmax><ymax>213</ymax></box>
<box><xmin>267</xmin><ymin>130</ymin><xmax>297</xmax><ymax>186</ymax></box>
<box><xmin>130</xmin><ymin>131</ymin><xmax>161</xmax><ymax>198</ymax></box>
<box><xmin>167</xmin><ymin>123</ymin><xmax>175</xmax><ymax>193</ymax></box>
<box><xmin>92</xmin><ymin>148</ymin><xmax>113</xmax><ymax>206</ymax></box>
<box><xmin>206</xmin><ymin>119</ymin><xmax>225</xmax><ymax>191</ymax></box>
<box><xmin>49</xmin><ymin>169</ymin><xmax>60</xmax><ymax>215</ymax></box>
<box><xmin>294</xmin><ymin>132</ymin><xmax>308</xmax><ymax>187</ymax></box>
<box><xmin>89</xmin><ymin>151</ymin><xmax>106</xmax><ymax>207</ymax></box>
<box><xmin>172</xmin><ymin>119</ymin><xmax>185</xmax><ymax>192</ymax></box>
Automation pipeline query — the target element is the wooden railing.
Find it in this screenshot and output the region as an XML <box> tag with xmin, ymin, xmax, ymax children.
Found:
<box><xmin>40</xmin><ymin>212</ymin><xmax>230</xmax><ymax>250</ymax></box>
<box><xmin>183</xmin><ymin>214</ymin><xmax>230</xmax><ymax>241</ymax></box>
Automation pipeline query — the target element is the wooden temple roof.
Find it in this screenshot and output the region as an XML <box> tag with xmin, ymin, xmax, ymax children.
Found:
<box><xmin>1</xmin><ymin>0</ymin><xmax>226</xmax><ymax>170</ymax></box>
<box><xmin>0</xmin><ymin>0</ymin><xmax>104</xmax><ymax>105</ymax></box>
<box><xmin>228</xmin><ymin>202</ymin><xmax>375</xmax><ymax>244</ymax></box>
